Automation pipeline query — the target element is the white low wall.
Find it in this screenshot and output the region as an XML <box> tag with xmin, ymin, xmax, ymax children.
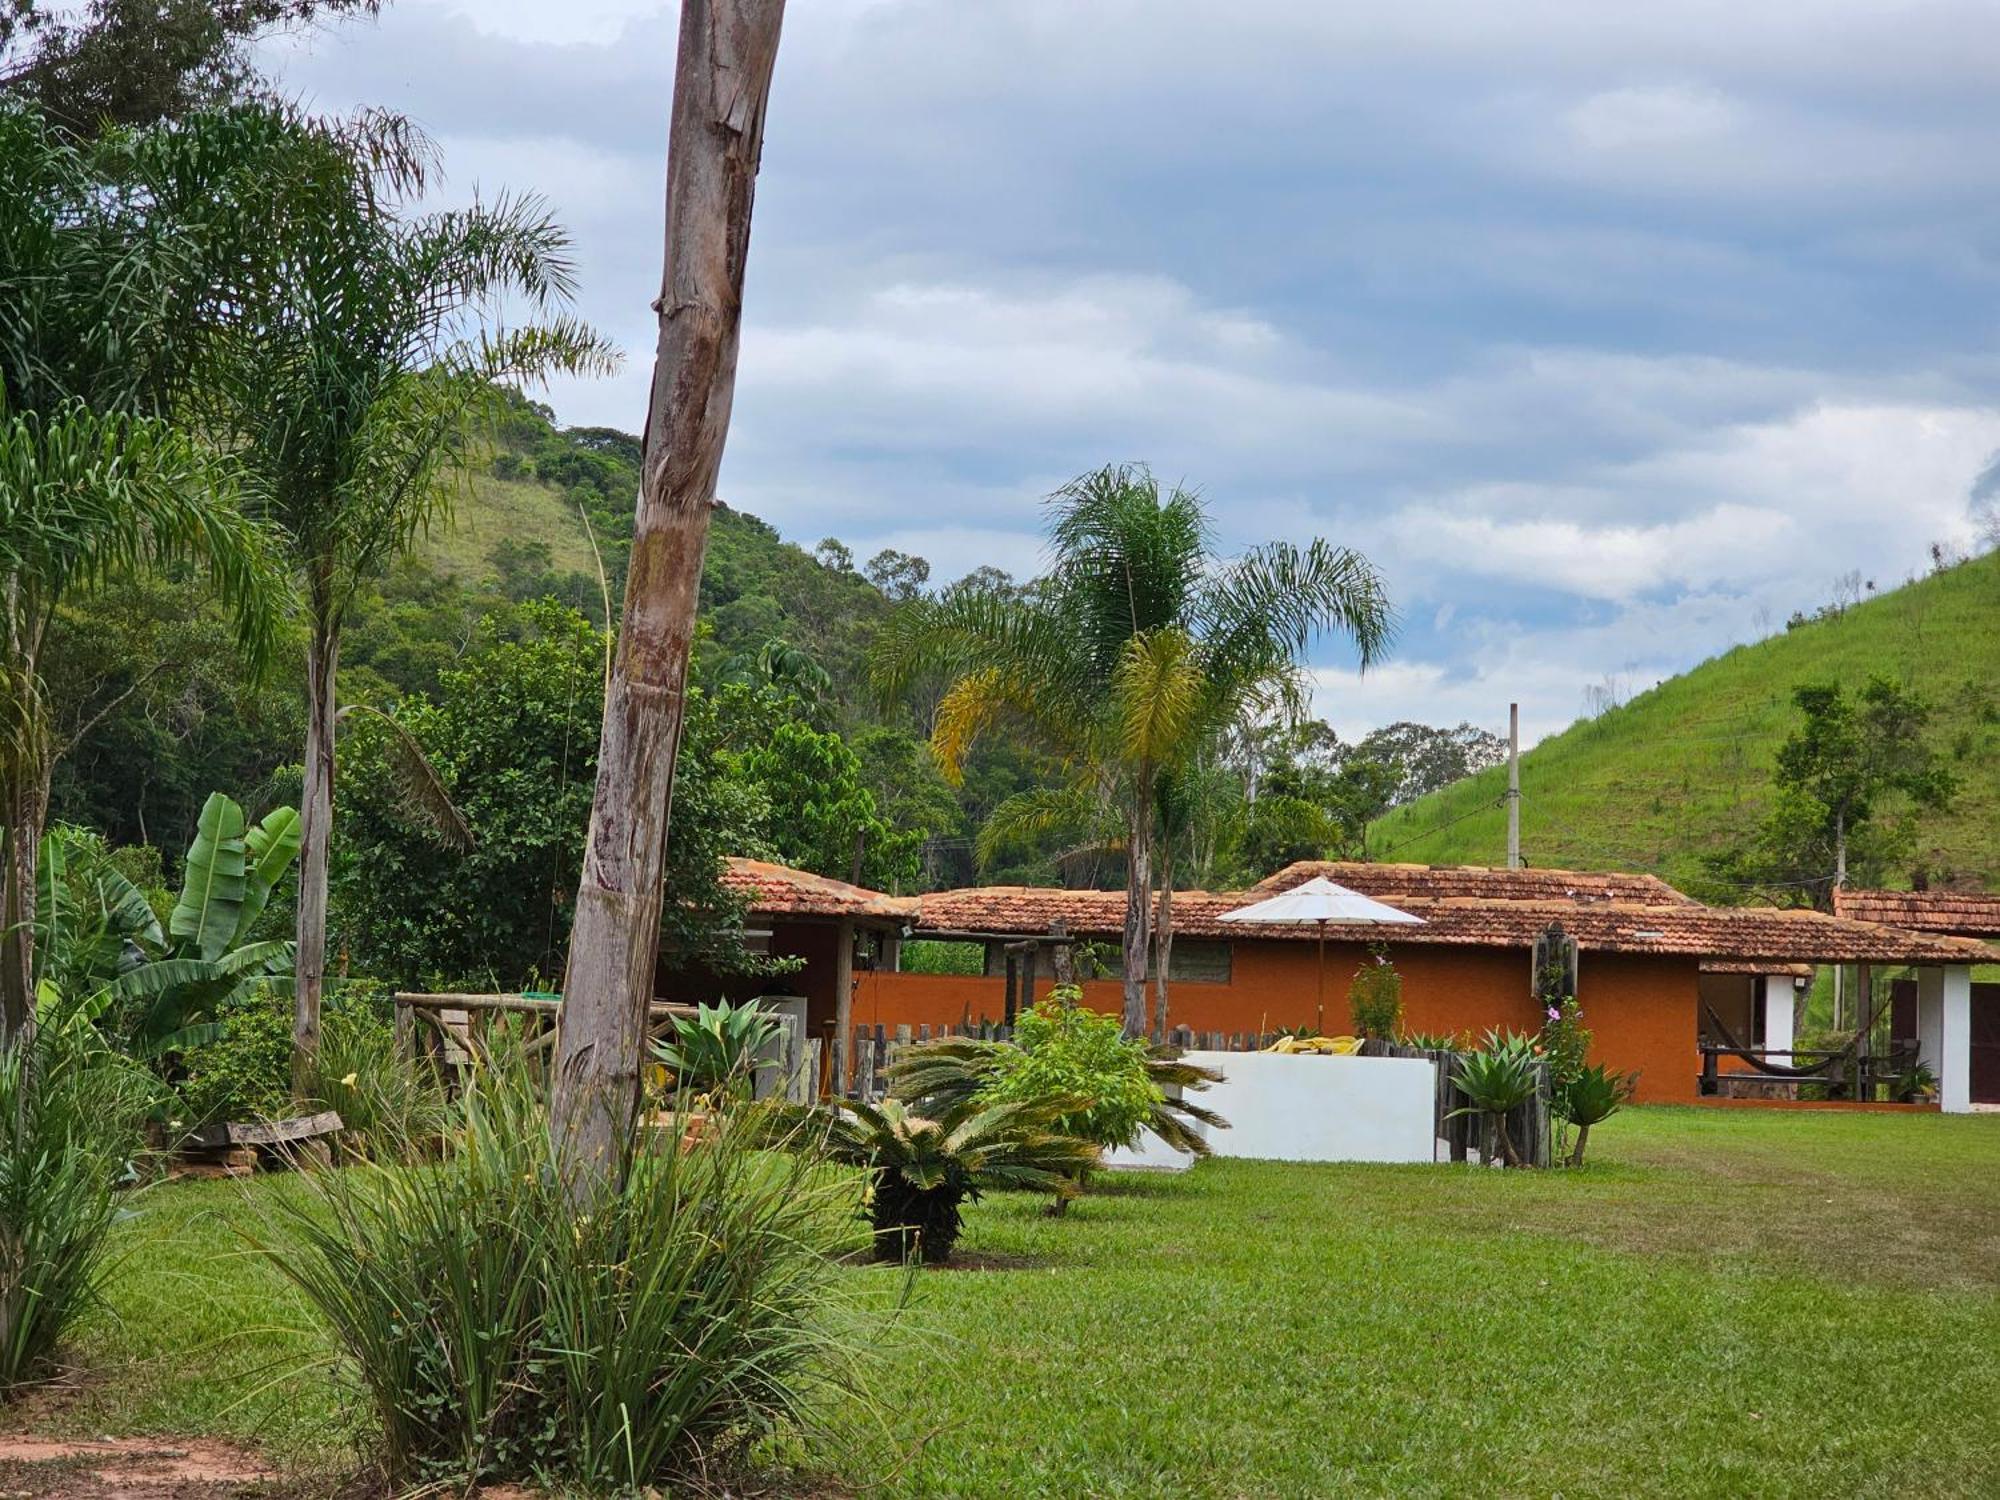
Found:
<box><xmin>1178</xmin><ymin>1050</ymin><xmax>1438</xmax><ymax>1164</ymax></box>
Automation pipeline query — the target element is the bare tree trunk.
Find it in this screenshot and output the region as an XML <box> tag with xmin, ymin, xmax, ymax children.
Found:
<box><xmin>293</xmin><ymin>622</ymin><xmax>338</xmax><ymax>1099</ymax></box>
<box><xmin>0</xmin><ymin>766</ymin><xmax>49</xmax><ymax>1049</ymax></box>
<box><xmin>1121</xmin><ymin>799</ymin><xmax>1152</xmax><ymax>1038</ymax></box>
<box><xmin>552</xmin><ymin>0</ymin><xmax>786</xmax><ymax>1194</ymax></box>
<box><xmin>1567</xmin><ymin>1122</ymin><xmax>1591</xmax><ymax>1168</ymax></box>
<box><xmin>1151</xmin><ymin>855</ymin><xmax>1175</xmax><ymax>1043</ymax></box>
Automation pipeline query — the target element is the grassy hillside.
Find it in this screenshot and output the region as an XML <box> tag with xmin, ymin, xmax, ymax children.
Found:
<box><xmin>1370</xmin><ymin>551</ymin><xmax>2000</xmax><ymax>894</ymax></box>
<box><xmin>419</xmin><ymin>469</ymin><xmax>602</xmax><ymax>580</ymax></box>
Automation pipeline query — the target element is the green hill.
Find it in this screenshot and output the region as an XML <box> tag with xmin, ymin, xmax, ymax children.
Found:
<box><xmin>1370</xmin><ymin>552</ymin><xmax>2000</xmax><ymax>895</ymax></box>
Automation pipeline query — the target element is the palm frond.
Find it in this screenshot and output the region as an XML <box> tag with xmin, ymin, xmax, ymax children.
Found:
<box><xmin>336</xmin><ymin>704</ymin><xmax>474</xmax><ymax>850</ymax></box>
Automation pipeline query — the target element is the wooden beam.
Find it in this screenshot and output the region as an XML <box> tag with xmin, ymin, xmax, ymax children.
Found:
<box><xmin>834</xmin><ymin>916</ymin><xmax>855</xmax><ymax>1093</ymax></box>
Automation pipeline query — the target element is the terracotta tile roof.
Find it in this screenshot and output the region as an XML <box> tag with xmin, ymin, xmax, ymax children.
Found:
<box><xmin>1251</xmin><ymin>860</ymin><xmax>1699</xmax><ymax>907</ymax></box>
<box><xmin>1700</xmin><ymin>960</ymin><xmax>1814</xmax><ymax>978</ymax></box>
<box><xmin>722</xmin><ymin>859</ymin><xmax>916</xmax><ymax>922</ymax></box>
<box><xmin>910</xmin><ymin>885</ymin><xmax>1993</xmax><ymax>964</ymax></box>
<box><xmin>1833</xmin><ymin>888</ymin><xmax>2000</xmax><ymax>941</ymax></box>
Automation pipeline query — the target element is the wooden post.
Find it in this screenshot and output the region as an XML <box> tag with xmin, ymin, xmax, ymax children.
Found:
<box><xmin>1050</xmin><ymin>923</ymin><xmax>1074</xmax><ymax>985</ymax></box>
<box><xmin>833</xmin><ymin>916</ymin><xmax>855</xmax><ymax>1094</ymax></box>
<box><xmin>550</xmin><ymin>0</ymin><xmax>788</xmax><ymax>1195</ymax></box>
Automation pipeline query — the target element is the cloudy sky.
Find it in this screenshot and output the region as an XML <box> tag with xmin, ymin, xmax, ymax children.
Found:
<box><xmin>263</xmin><ymin>0</ymin><xmax>2000</xmax><ymax>745</ymax></box>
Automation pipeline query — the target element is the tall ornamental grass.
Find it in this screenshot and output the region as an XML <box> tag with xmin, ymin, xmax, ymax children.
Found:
<box><xmin>254</xmin><ymin>1056</ymin><xmax>870</xmax><ymax>1489</ymax></box>
<box><xmin>0</xmin><ymin>1025</ymin><xmax>155</xmax><ymax>1393</ymax></box>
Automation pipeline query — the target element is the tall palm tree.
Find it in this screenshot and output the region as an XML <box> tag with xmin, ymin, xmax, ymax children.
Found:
<box><xmin>875</xmin><ymin>464</ymin><xmax>1392</xmax><ymax>1036</ymax></box>
<box><xmin>0</xmin><ymin>105</ymin><xmax>284</xmax><ymax>1045</ymax></box>
<box><xmin>174</xmin><ymin>105</ymin><xmax>615</xmax><ymax>1092</ymax></box>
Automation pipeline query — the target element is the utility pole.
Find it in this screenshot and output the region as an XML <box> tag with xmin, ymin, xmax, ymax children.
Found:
<box><xmin>1506</xmin><ymin>702</ymin><xmax>1521</xmax><ymax>870</ymax></box>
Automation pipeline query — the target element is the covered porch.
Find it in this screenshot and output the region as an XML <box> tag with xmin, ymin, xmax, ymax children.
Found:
<box><xmin>1696</xmin><ymin>942</ymin><xmax>1989</xmax><ymax>1113</ymax></box>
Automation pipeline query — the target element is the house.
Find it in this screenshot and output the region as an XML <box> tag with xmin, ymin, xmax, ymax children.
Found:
<box><xmin>1835</xmin><ymin>888</ymin><xmax>2000</xmax><ymax>1105</ymax></box>
<box><xmin>664</xmin><ymin>859</ymin><xmax>1994</xmax><ymax>1110</ymax></box>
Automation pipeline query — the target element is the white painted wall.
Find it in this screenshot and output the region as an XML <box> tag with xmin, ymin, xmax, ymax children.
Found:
<box><xmin>1761</xmin><ymin>974</ymin><xmax>1796</xmax><ymax>1057</ymax></box>
<box><xmin>1915</xmin><ymin>966</ymin><xmax>1973</xmax><ymax>1113</ymax></box>
<box><xmin>1169</xmin><ymin>1051</ymin><xmax>1438</xmax><ymax>1164</ymax></box>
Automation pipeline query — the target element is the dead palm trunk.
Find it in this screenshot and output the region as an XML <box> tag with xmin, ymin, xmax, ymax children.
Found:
<box><xmin>292</xmin><ymin>614</ymin><xmax>338</xmax><ymax>1098</ymax></box>
<box><xmin>551</xmin><ymin>0</ymin><xmax>786</xmax><ymax>1194</ymax></box>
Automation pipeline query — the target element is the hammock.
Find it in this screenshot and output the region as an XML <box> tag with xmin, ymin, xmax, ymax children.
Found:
<box><xmin>1700</xmin><ymin>1004</ymin><xmax>1858</xmax><ymax>1079</ymax></box>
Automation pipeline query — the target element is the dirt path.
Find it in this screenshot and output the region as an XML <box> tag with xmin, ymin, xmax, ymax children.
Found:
<box><xmin>0</xmin><ymin>1435</ymin><xmax>283</xmax><ymax>1499</ymax></box>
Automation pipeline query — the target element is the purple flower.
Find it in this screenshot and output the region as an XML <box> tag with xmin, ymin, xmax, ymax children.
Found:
<box><xmin>1546</xmin><ymin>1006</ymin><xmax>1562</xmax><ymax>1021</ymax></box>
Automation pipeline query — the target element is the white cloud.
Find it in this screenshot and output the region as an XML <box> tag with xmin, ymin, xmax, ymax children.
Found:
<box><xmin>1565</xmin><ymin>84</ymin><xmax>1742</xmax><ymax>151</ymax></box>
<box><xmin>256</xmin><ymin>0</ymin><xmax>2000</xmax><ymax>747</ymax></box>
<box><xmin>1389</xmin><ymin>502</ymin><xmax>1794</xmax><ymax>602</ymax></box>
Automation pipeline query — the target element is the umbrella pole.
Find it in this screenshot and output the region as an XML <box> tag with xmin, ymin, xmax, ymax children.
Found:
<box><xmin>1315</xmin><ymin>920</ymin><xmax>1326</xmax><ymax>1034</ymax></box>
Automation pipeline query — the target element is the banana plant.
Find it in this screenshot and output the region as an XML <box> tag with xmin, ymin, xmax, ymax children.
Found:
<box><xmin>34</xmin><ymin>794</ymin><xmax>301</xmax><ymax>1057</ymax></box>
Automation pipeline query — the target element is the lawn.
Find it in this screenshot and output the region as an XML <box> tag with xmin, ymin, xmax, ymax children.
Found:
<box><xmin>13</xmin><ymin>1106</ymin><xmax>2000</xmax><ymax>1498</ymax></box>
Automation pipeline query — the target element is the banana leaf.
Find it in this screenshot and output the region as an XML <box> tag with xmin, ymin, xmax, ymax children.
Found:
<box><xmin>96</xmin><ymin>865</ymin><xmax>164</xmax><ymax>949</ymax></box>
<box><xmin>169</xmin><ymin>792</ymin><xmax>248</xmax><ymax>961</ymax></box>
<box><xmin>235</xmin><ymin>806</ymin><xmax>301</xmax><ymax>946</ymax></box>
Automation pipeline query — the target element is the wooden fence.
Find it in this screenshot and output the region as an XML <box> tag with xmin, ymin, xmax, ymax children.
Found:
<box><xmin>835</xmin><ymin>1021</ymin><xmax>1553</xmax><ymax>1167</ymax></box>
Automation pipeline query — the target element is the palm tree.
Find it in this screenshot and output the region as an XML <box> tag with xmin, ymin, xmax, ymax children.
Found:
<box><xmin>0</xmin><ymin>106</ymin><xmax>285</xmax><ymax>1045</ymax></box>
<box><xmin>172</xmin><ymin>105</ymin><xmax>615</xmax><ymax>1092</ymax></box>
<box><xmin>874</xmin><ymin>464</ymin><xmax>1391</xmax><ymax>1035</ymax></box>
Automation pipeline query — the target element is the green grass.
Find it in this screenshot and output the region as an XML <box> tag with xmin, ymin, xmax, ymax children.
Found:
<box><xmin>1371</xmin><ymin>551</ymin><xmax>2000</xmax><ymax>891</ymax></box>
<box><xmin>417</xmin><ymin>469</ymin><xmax>600</xmax><ymax>581</ymax></box>
<box><xmin>12</xmin><ymin>1108</ymin><xmax>2000</xmax><ymax>1497</ymax></box>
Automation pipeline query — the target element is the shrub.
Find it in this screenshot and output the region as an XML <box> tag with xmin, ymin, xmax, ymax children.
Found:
<box><xmin>983</xmin><ymin>990</ymin><xmax>1159</xmax><ymax>1151</ymax></box>
<box><xmin>1559</xmin><ymin>1064</ymin><xmax>1638</xmax><ymax>1166</ymax></box>
<box><xmin>1449</xmin><ymin>1031</ymin><xmax>1542</xmax><ymax>1168</ymax></box>
<box><xmin>1347</xmin><ymin>948</ymin><xmax>1403</xmax><ymax>1040</ymax></box>
<box><xmin>895</xmin><ymin>939</ymin><xmax>983</xmax><ymax>976</ymax></box>
<box><xmin>174</xmin><ymin>982</ymin><xmax>439</xmax><ymax>1158</ymax></box>
<box><xmin>651</xmin><ymin>999</ymin><xmax>779</xmax><ymax>1100</ymax></box>
<box><xmin>889</xmin><ymin>1020</ymin><xmax>1226</xmax><ymax>1160</ymax></box>
<box><xmin>254</xmin><ymin>1055</ymin><xmax>866</xmax><ymax>1489</ymax></box>
<box><xmin>817</xmin><ymin>1094</ymin><xmax>1099</xmax><ymax>1263</ymax></box>
<box><xmin>310</xmin><ymin>986</ymin><xmax>447</xmax><ymax>1162</ymax></box>
<box><xmin>0</xmin><ymin>1024</ymin><xmax>156</xmax><ymax>1393</ymax></box>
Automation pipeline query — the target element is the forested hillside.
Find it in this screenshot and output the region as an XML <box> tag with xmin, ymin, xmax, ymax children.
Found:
<box><xmin>45</xmin><ymin>392</ymin><xmax>1507</xmax><ymax>972</ymax></box>
<box><xmin>1370</xmin><ymin>550</ymin><xmax>2000</xmax><ymax>896</ymax></box>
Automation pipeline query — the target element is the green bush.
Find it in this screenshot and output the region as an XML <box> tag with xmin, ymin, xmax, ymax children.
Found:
<box><xmin>1558</xmin><ymin>1063</ymin><xmax>1638</xmax><ymax>1166</ymax></box>
<box><xmin>173</xmin><ymin>981</ymin><xmax>433</xmax><ymax>1155</ymax></box>
<box><xmin>651</xmin><ymin>999</ymin><xmax>779</xmax><ymax>1100</ymax></box>
<box><xmin>897</xmin><ymin>939</ymin><xmax>984</xmax><ymax>976</ymax></box>
<box><xmin>1347</xmin><ymin>949</ymin><xmax>1403</xmax><ymax>1040</ymax></box>
<box><xmin>0</xmin><ymin>1024</ymin><xmax>157</xmax><ymax>1393</ymax></box>
<box><xmin>253</xmin><ymin>1055</ymin><xmax>868</xmax><ymax>1488</ymax></box>
<box><xmin>817</xmin><ymin>1094</ymin><xmax>1099</xmax><ymax>1263</ymax></box>
<box><xmin>1449</xmin><ymin>1030</ymin><xmax>1542</xmax><ymax>1168</ymax></box>
<box><xmin>981</xmin><ymin>989</ymin><xmax>1160</xmax><ymax>1151</ymax></box>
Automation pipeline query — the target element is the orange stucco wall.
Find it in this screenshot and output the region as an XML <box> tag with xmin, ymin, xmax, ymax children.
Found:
<box><xmin>851</xmin><ymin>939</ymin><xmax>1706</xmax><ymax>1102</ymax></box>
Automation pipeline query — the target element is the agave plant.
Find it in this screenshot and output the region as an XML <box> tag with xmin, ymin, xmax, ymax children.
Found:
<box><xmin>818</xmin><ymin>1095</ymin><xmax>1099</xmax><ymax>1264</ymax></box>
<box><xmin>1558</xmin><ymin>1063</ymin><xmax>1638</xmax><ymax>1166</ymax></box>
<box><xmin>1448</xmin><ymin>1031</ymin><xmax>1543</xmax><ymax>1168</ymax></box>
<box><xmin>651</xmin><ymin>1000</ymin><xmax>780</xmax><ymax>1101</ymax></box>
<box><xmin>887</xmin><ymin>1032</ymin><xmax>1228</xmax><ymax>1157</ymax></box>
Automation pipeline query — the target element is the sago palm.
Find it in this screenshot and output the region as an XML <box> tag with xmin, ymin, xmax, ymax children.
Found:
<box><xmin>874</xmin><ymin>464</ymin><xmax>1391</xmax><ymax>1035</ymax></box>
<box><xmin>817</xmin><ymin>1094</ymin><xmax>1099</xmax><ymax>1264</ymax></box>
<box><xmin>156</xmin><ymin>104</ymin><xmax>616</xmax><ymax>1091</ymax></box>
<box><xmin>886</xmin><ymin>1033</ymin><xmax>1227</xmax><ymax>1158</ymax></box>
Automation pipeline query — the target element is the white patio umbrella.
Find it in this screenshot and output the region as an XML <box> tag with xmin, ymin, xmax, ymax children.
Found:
<box><xmin>1218</xmin><ymin>876</ymin><xmax>1424</xmax><ymax>1033</ymax></box>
